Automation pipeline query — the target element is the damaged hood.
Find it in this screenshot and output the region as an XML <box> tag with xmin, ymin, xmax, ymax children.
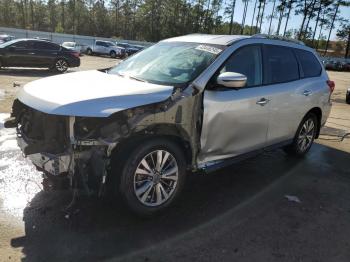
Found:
<box><xmin>17</xmin><ymin>70</ymin><xmax>174</xmax><ymax>117</ymax></box>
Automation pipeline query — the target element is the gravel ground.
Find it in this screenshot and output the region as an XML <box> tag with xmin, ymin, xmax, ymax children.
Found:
<box><xmin>0</xmin><ymin>55</ymin><xmax>349</xmax><ymax>261</ymax></box>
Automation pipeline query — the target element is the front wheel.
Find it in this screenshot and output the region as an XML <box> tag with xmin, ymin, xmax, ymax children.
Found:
<box><xmin>118</xmin><ymin>139</ymin><xmax>186</xmax><ymax>216</ymax></box>
<box><xmin>284</xmin><ymin>113</ymin><xmax>318</xmax><ymax>157</ymax></box>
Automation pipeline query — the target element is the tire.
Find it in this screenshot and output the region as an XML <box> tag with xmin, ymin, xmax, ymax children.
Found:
<box><xmin>54</xmin><ymin>59</ymin><xmax>69</xmax><ymax>73</ymax></box>
<box><xmin>284</xmin><ymin>113</ymin><xmax>318</xmax><ymax>157</ymax></box>
<box><xmin>86</xmin><ymin>48</ymin><xmax>93</xmax><ymax>55</ymax></box>
<box><xmin>110</xmin><ymin>50</ymin><xmax>117</xmax><ymax>58</ymax></box>
<box><xmin>346</xmin><ymin>89</ymin><xmax>350</xmax><ymax>104</ymax></box>
<box><xmin>117</xmin><ymin>138</ymin><xmax>186</xmax><ymax>216</ymax></box>
<box><xmin>0</xmin><ymin>58</ymin><xmax>2</xmax><ymax>69</ymax></box>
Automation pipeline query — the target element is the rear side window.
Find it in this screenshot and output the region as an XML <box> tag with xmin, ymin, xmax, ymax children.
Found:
<box><xmin>263</xmin><ymin>45</ymin><xmax>299</xmax><ymax>85</ymax></box>
<box><xmin>294</xmin><ymin>49</ymin><xmax>322</xmax><ymax>78</ymax></box>
<box><xmin>96</xmin><ymin>41</ymin><xmax>103</xmax><ymax>46</ymax></box>
<box><xmin>33</xmin><ymin>41</ymin><xmax>60</xmax><ymax>50</ymax></box>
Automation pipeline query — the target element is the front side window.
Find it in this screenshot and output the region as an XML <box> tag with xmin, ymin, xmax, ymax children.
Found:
<box><xmin>294</xmin><ymin>49</ymin><xmax>322</xmax><ymax>78</ymax></box>
<box><xmin>263</xmin><ymin>45</ymin><xmax>299</xmax><ymax>85</ymax></box>
<box><xmin>220</xmin><ymin>45</ymin><xmax>262</xmax><ymax>87</ymax></box>
<box><xmin>108</xmin><ymin>42</ymin><xmax>223</xmax><ymax>86</ymax></box>
<box><xmin>10</xmin><ymin>41</ymin><xmax>28</xmax><ymax>49</ymax></box>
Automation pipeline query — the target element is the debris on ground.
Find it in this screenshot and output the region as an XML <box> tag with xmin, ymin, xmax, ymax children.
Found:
<box><xmin>284</xmin><ymin>195</ymin><xmax>301</xmax><ymax>203</ymax></box>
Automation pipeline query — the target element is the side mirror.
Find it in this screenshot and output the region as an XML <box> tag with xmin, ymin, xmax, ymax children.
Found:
<box><xmin>216</xmin><ymin>72</ymin><xmax>247</xmax><ymax>89</ymax></box>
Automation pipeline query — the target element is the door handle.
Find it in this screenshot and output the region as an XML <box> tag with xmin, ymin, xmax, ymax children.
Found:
<box><xmin>303</xmin><ymin>90</ymin><xmax>312</xmax><ymax>96</ymax></box>
<box><xmin>28</xmin><ymin>52</ymin><xmax>35</xmax><ymax>55</ymax></box>
<box><xmin>256</xmin><ymin>98</ymin><xmax>270</xmax><ymax>106</ymax></box>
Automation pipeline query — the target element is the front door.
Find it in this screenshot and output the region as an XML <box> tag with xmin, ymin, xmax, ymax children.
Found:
<box><xmin>3</xmin><ymin>40</ymin><xmax>31</xmax><ymax>67</ymax></box>
<box><xmin>198</xmin><ymin>45</ymin><xmax>271</xmax><ymax>164</ymax></box>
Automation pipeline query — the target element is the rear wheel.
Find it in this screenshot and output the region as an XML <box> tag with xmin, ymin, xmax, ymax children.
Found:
<box><xmin>284</xmin><ymin>113</ymin><xmax>318</xmax><ymax>157</ymax></box>
<box><xmin>117</xmin><ymin>138</ymin><xmax>186</xmax><ymax>216</ymax></box>
<box><xmin>110</xmin><ymin>50</ymin><xmax>117</xmax><ymax>58</ymax></box>
<box><xmin>54</xmin><ymin>59</ymin><xmax>68</xmax><ymax>73</ymax></box>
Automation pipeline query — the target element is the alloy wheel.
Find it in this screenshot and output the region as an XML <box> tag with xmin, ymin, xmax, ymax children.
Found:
<box><xmin>133</xmin><ymin>150</ymin><xmax>178</xmax><ymax>207</ymax></box>
<box><xmin>55</xmin><ymin>59</ymin><xmax>68</xmax><ymax>72</ymax></box>
<box><xmin>297</xmin><ymin>118</ymin><xmax>315</xmax><ymax>152</ymax></box>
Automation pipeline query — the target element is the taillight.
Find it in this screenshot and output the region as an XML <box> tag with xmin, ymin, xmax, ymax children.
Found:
<box><xmin>327</xmin><ymin>80</ymin><xmax>335</xmax><ymax>93</ymax></box>
<box><xmin>71</xmin><ymin>52</ymin><xmax>80</xmax><ymax>58</ymax></box>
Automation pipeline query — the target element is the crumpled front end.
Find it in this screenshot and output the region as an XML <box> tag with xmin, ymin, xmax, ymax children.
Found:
<box><xmin>5</xmin><ymin>99</ymin><xmax>114</xmax><ymax>194</ymax></box>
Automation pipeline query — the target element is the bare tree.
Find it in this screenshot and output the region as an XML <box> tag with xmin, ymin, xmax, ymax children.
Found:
<box><xmin>336</xmin><ymin>20</ymin><xmax>350</xmax><ymax>58</ymax></box>
<box><xmin>250</xmin><ymin>0</ymin><xmax>258</xmax><ymax>34</ymax></box>
<box><xmin>268</xmin><ymin>0</ymin><xmax>277</xmax><ymax>35</ymax></box>
<box><xmin>283</xmin><ymin>0</ymin><xmax>295</xmax><ymax>36</ymax></box>
<box><xmin>241</xmin><ymin>0</ymin><xmax>250</xmax><ymax>34</ymax></box>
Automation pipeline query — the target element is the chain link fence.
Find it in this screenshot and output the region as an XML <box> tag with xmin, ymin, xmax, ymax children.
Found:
<box><xmin>0</xmin><ymin>27</ymin><xmax>152</xmax><ymax>47</ymax></box>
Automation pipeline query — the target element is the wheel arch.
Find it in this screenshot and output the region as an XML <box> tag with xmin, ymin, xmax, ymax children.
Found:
<box><xmin>110</xmin><ymin>125</ymin><xmax>193</xmax><ymax>169</ymax></box>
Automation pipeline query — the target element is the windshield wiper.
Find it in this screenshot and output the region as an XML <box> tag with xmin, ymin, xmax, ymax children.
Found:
<box><xmin>115</xmin><ymin>72</ymin><xmax>147</xmax><ymax>82</ymax></box>
<box><xmin>128</xmin><ymin>75</ymin><xmax>147</xmax><ymax>83</ymax></box>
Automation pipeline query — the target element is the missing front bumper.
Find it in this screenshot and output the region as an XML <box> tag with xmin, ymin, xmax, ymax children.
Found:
<box><xmin>17</xmin><ymin>136</ymin><xmax>72</xmax><ymax>176</ymax></box>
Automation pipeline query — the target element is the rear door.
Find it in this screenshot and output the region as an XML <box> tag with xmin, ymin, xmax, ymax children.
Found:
<box><xmin>199</xmin><ymin>45</ymin><xmax>271</xmax><ymax>163</ymax></box>
<box><xmin>31</xmin><ymin>41</ymin><xmax>60</xmax><ymax>67</ymax></box>
<box><xmin>95</xmin><ymin>41</ymin><xmax>106</xmax><ymax>54</ymax></box>
<box><xmin>261</xmin><ymin>45</ymin><xmax>306</xmax><ymax>145</ymax></box>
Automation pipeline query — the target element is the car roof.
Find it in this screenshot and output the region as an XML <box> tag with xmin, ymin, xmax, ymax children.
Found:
<box><xmin>161</xmin><ymin>33</ymin><xmax>308</xmax><ymax>48</ymax></box>
<box><xmin>162</xmin><ymin>34</ymin><xmax>249</xmax><ymax>46</ymax></box>
<box><xmin>14</xmin><ymin>38</ymin><xmax>54</xmax><ymax>43</ymax></box>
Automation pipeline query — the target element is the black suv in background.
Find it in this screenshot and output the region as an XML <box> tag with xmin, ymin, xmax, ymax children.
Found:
<box><xmin>116</xmin><ymin>42</ymin><xmax>143</xmax><ymax>56</ymax></box>
<box><xmin>0</xmin><ymin>39</ymin><xmax>80</xmax><ymax>73</ymax></box>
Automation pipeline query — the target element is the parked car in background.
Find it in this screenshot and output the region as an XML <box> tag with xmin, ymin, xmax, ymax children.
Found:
<box><xmin>0</xmin><ymin>38</ymin><xmax>80</xmax><ymax>72</ymax></box>
<box><xmin>343</xmin><ymin>62</ymin><xmax>350</xmax><ymax>72</ymax></box>
<box><xmin>61</xmin><ymin>41</ymin><xmax>82</xmax><ymax>55</ymax></box>
<box><xmin>116</xmin><ymin>42</ymin><xmax>142</xmax><ymax>56</ymax></box>
<box><xmin>324</xmin><ymin>60</ymin><xmax>336</xmax><ymax>70</ymax></box>
<box><xmin>4</xmin><ymin>34</ymin><xmax>333</xmax><ymax>216</ymax></box>
<box><xmin>0</xmin><ymin>34</ymin><xmax>15</xmax><ymax>44</ymax></box>
<box><xmin>33</xmin><ymin>37</ymin><xmax>52</xmax><ymax>42</ymax></box>
<box><xmin>86</xmin><ymin>40</ymin><xmax>125</xmax><ymax>58</ymax></box>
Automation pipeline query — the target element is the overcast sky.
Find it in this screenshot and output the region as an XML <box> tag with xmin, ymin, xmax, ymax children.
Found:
<box><xmin>222</xmin><ymin>1</ymin><xmax>350</xmax><ymax>40</ymax></box>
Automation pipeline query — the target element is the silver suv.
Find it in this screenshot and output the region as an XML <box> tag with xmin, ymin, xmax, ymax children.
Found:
<box><xmin>5</xmin><ymin>34</ymin><xmax>333</xmax><ymax>216</ymax></box>
<box><xmin>86</xmin><ymin>40</ymin><xmax>125</xmax><ymax>58</ymax></box>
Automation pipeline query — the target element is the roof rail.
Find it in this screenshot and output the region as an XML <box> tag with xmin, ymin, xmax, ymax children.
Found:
<box><xmin>252</xmin><ymin>34</ymin><xmax>305</xmax><ymax>46</ymax></box>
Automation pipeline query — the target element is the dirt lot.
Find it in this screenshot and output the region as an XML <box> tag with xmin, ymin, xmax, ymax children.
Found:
<box><xmin>0</xmin><ymin>56</ymin><xmax>349</xmax><ymax>261</ymax></box>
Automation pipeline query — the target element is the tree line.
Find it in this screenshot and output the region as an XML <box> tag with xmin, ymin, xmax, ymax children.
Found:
<box><xmin>0</xmin><ymin>0</ymin><xmax>349</xmax><ymax>57</ymax></box>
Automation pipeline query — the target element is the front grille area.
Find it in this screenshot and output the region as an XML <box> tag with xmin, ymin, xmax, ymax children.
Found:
<box><xmin>13</xmin><ymin>100</ymin><xmax>70</xmax><ymax>155</ymax></box>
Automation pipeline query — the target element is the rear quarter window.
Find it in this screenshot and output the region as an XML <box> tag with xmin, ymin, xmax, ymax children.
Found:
<box><xmin>294</xmin><ymin>49</ymin><xmax>322</xmax><ymax>78</ymax></box>
<box><xmin>263</xmin><ymin>45</ymin><xmax>299</xmax><ymax>85</ymax></box>
<box><xmin>33</xmin><ymin>41</ymin><xmax>60</xmax><ymax>50</ymax></box>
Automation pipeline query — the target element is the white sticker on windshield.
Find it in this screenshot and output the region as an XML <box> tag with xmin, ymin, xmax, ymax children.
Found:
<box><xmin>195</xmin><ymin>45</ymin><xmax>222</xmax><ymax>55</ymax></box>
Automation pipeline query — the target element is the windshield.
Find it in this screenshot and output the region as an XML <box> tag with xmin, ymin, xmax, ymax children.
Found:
<box><xmin>108</xmin><ymin>42</ymin><xmax>223</xmax><ymax>86</ymax></box>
